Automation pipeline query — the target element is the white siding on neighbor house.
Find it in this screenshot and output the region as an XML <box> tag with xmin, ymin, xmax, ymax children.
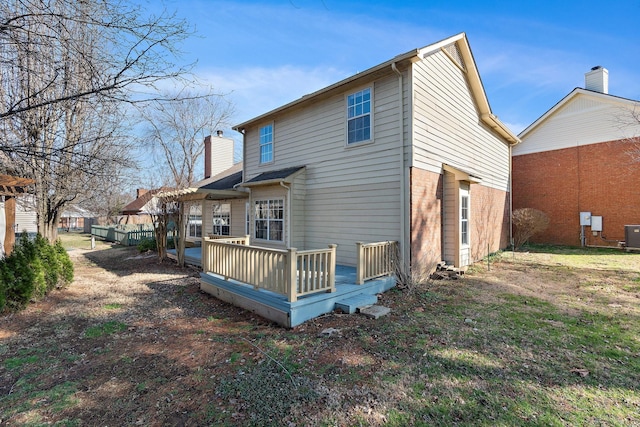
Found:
<box><xmin>412</xmin><ymin>47</ymin><xmax>511</xmax><ymax>192</ymax></box>
<box><xmin>243</xmin><ymin>73</ymin><xmax>405</xmax><ymax>266</ymax></box>
<box><xmin>15</xmin><ymin>196</ymin><xmax>38</xmax><ymax>233</ymax></box>
<box><xmin>513</xmin><ymin>93</ymin><xmax>640</xmax><ymax>156</ymax></box>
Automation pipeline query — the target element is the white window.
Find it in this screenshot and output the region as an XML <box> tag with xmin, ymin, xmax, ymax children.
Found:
<box><xmin>254</xmin><ymin>199</ymin><xmax>284</xmax><ymax>241</ymax></box>
<box><xmin>245</xmin><ymin>201</ymin><xmax>250</xmax><ymax>235</ymax></box>
<box><xmin>187</xmin><ymin>203</ymin><xmax>202</xmax><ymax>238</ymax></box>
<box><xmin>212</xmin><ymin>203</ymin><xmax>230</xmax><ymax>236</ymax></box>
<box><xmin>347</xmin><ymin>87</ymin><xmax>371</xmax><ymax>144</ymax></box>
<box><xmin>260</xmin><ymin>124</ymin><xmax>273</xmax><ymax>164</ymax></box>
<box><xmin>460</xmin><ymin>191</ymin><xmax>469</xmax><ymax>246</ymax></box>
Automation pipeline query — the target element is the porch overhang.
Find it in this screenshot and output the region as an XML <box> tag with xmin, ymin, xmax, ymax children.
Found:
<box><xmin>240</xmin><ymin>166</ymin><xmax>306</xmax><ymax>187</ymax></box>
<box><xmin>161</xmin><ymin>170</ymin><xmax>247</xmax><ymax>201</ymax></box>
<box><xmin>443</xmin><ymin>164</ymin><xmax>482</xmax><ymax>184</ymax></box>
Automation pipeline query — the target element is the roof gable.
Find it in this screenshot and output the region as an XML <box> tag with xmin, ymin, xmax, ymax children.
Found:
<box><xmin>233</xmin><ymin>33</ymin><xmax>518</xmax><ymax>145</ymax></box>
<box><xmin>519</xmin><ymin>88</ymin><xmax>640</xmax><ymax>139</ymax></box>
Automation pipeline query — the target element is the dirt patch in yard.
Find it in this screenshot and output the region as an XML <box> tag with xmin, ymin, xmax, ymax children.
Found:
<box><xmin>1</xmin><ymin>244</ymin><xmax>639</xmax><ymax>426</ymax></box>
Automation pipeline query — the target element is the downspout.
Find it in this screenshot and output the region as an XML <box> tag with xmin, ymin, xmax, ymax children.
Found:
<box><xmin>280</xmin><ymin>181</ymin><xmax>292</xmax><ymax>248</ymax></box>
<box><xmin>509</xmin><ymin>144</ymin><xmax>514</xmax><ymax>249</ymax></box>
<box><xmin>392</xmin><ymin>62</ymin><xmax>408</xmax><ymax>264</ymax></box>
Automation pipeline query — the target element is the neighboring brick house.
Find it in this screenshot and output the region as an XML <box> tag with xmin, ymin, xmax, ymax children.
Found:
<box><xmin>512</xmin><ymin>66</ymin><xmax>640</xmax><ymax>247</ymax></box>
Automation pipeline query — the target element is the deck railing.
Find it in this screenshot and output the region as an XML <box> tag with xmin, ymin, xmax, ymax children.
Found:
<box><xmin>356</xmin><ymin>240</ymin><xmax>397</xmax><ymax>284</ymax></box>
<box><xmin>202</xmin><ymin>237</ymin><xmax>336</xmax><ymax>302</ymax></box>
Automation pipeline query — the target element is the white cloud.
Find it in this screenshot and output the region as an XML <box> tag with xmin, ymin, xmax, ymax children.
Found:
<box><xmin>198</xmin><ymin>64</ymin><xmax>348</xmax><ymax>124</ymax></box>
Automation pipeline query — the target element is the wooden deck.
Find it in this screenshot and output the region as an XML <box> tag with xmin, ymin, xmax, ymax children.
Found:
<box><xmin>168</xmin><ymin>247</ymin><xmax>396</xmax><ymax>328</ymax></box>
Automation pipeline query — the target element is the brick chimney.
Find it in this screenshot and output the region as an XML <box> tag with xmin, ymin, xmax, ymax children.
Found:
<box><xmin>204</xmin><ymin>131</ymin><xmax>234</xmax><ymax>179</ymax></box>
<box><xmin>136</xmin><ymin>188</ymin><xmax>148</xmax><ymax>199</ymax></box>
<box><xmin>585</xmin><ymin>66</ymin><xmax>608</xmax><ymax>94</ymax></box>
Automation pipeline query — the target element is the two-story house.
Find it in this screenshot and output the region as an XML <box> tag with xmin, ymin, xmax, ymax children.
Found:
<box><xmin>179</xmin><ymin>33</ymin><xmax>519</xmax><ymax>326</ymax></box>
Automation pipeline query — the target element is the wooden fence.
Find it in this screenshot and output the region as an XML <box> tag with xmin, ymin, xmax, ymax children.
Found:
<box><xmin>355</xmin><ymin>241</ymin><xmax>397</xmax><ymax>285</ymax></box>
<box><xmin>202</xmin><ymin>237</ymin><xmax>336</xmax><ymax>302</ymax></box>
<box><xmin>91</xmin><ymin>225</ymin><xmax>155</xmax><ymax>246</ymax></box>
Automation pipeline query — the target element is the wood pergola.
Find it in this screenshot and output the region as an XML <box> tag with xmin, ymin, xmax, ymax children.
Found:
<box><xmin>0</xmin><ymin>174</ymin><xmax>35</xmax><ymax>255</ymax></box>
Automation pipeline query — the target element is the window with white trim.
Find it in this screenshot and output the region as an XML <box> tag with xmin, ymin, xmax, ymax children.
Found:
<box><xmin>259</xmin><ymin>124</ymin><xmax>273</xmax><ymax>164</ymax></box>
<box><xmin>245</xmin><ymin>202</ymin><xmax>250</xmax><ymax>235</ymax></box>
<box><xmin>347</xmin><ymin>87</ymin><xmax>371</xmax><ymax>144</ymax></box>
<box><xmin>461</xmin><ymin>193</ymin><xmax>469</xmax><ymax>246</ymax></box>
<box><xmin>187</xmin><ymin>203</ymin><xmax>202</xmax><ymax>238</ymax></box>
<box><xmin>211</xmin><ymin>203</ymin><xmax>230</xmax><ymax>236</ymax></box>
<box><xmin>254</xmin><ymin>199</ymin><xmax>284</xmax><ymax>241</ymax></box>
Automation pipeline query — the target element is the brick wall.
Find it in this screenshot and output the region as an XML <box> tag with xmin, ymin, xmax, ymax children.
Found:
<box><xmin>410</xmin><ymin>168</ymin><xmax>442</xmax><ymax>273</ymax></box>
<box><xmin>470</xmin><ymin>184</ymin><xmax>510</xmax><ymax>260</ymax></box>
<box><xmin>410</xmin><ymin>167</ymin><xmax>511</xmax><ymax>271</ymax></box>
<box><xmin>512</xmin><ymin>139</ymin><xmax>640</xmax><ymax>246</ymax></box>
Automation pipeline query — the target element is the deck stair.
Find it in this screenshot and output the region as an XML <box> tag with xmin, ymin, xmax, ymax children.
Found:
<box><xmin>335</xmin><ymin>293</ymin><xmax>378</xmax><ymax>314</ymax></box>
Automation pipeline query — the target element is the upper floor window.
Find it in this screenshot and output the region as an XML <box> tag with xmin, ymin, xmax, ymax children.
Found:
<box><xmin>260</xmin><ymin>124</ymin><xmax>273</xmax><ymax>164</ymax></box>
<box><xmin>212</xmin><ymin>203</ymin><xmax>230</xmax><ymax>236</ymax></box>
<box><xmin>347</xmin><ymin>88</ymin><xmax>371</xmax><ymax>144</ymax></box>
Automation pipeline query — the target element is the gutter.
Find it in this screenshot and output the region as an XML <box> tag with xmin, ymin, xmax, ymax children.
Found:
<box><xmin>392</xmin><ymin>62</ymin><xmax>408</xmax><ymax>264</ymax></box>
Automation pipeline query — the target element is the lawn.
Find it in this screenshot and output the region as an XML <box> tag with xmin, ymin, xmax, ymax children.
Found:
<box><xmin>0</xmin><ymin>238</ymin><xmax>638</xmax><ymax>426</ymax></box>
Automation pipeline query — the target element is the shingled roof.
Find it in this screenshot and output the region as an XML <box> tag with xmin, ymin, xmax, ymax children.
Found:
<box><xmin>243</xmin><ymin>166</ymin><xmax>305</xmax><ymax>186</ymax></box>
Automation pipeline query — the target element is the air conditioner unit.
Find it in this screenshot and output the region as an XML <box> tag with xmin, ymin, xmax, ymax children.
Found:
<box><xmin>625</xmin><ymin>225</ymin><xmax>640</xmax><ymax>249</ymax></box>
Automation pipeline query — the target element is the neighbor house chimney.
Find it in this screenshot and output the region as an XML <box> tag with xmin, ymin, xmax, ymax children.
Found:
<box><xmin>203</xmin><ymin>131</ymin><xmax>234</xmax><ymax>179</ymax></box>
<box><xmin>136</xmin><ymin>188</ymin><xmax>148</xmax><ymax>199</ymax></box>
<box><xmin>585</xmin><ymin>66</ymin><xmax>608</xmax><ymax>94</ymax></box>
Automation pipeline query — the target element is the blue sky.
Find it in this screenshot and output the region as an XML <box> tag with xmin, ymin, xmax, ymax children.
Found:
<box><xmin>153</xmin><ymin>0</ymin><xmax>640</xmax><ymax>143</ymax></box>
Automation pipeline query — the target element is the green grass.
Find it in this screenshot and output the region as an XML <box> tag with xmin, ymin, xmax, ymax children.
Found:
<box><xmin>83</xmin><ymin>320</ymin><xmax>127</xmax><ymax>338</ymax></box>
<box><xmin>1</xmin><ymin>246</ymin><xmax>638</xmax><ymax>426</ymax></box>
<box><xmin>57</xmin><ymin>231</ymin><xmax>110</xmax><ymax>251</ymax></box>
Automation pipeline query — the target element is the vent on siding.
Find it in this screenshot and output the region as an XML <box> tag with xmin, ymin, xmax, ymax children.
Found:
<box><xmin>443</xmin><ymin>43</ymin><xmax>465</xmax><ymax>71</ymax></box>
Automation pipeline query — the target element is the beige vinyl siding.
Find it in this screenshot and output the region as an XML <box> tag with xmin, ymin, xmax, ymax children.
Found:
<box><xmin>290</xmin><ymin>172</ymin><xmax>306</xmax><ymax>250</ymax></box>
<box><xmin>442</xmin><ymin>171</ymin><xmax>456</xmax><ymax>265</ymax></box>
<box><xmin>412</xmin><ymin>48</ymin><xmax>511</xmax><ymax>192</ymax></box>
<box><xmin>243</xmin><ymin>73</ymin><xmax>404</xmax><ymax>266</ymax></box>
<box><xmin>513</xmin><ymin>94</ymin><xmax>640</xmax><ymax>155</ymax></box>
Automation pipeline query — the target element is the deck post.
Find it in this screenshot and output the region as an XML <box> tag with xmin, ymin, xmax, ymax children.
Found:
<box><xmin>356</xmin><ymin>241</ymin><xmax>365</xmax><ymax>285</ymax></box>
<box><xmin>244</xmin><ymin>235</ymin><xmax>250</xmax><ymax>245</ymax></box>
<box><xmin>328</xmin><ymin>244</ymin><xmax>337</xmax><ymax>293</ymax></box>
<box><xmin>286</xmin><ymin>247</ymin><xmax>298</xmax><ymax>302</ymax></box>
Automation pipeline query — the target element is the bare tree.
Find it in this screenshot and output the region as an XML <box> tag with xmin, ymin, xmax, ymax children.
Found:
<box><xmin>0</xmin><ymin>0</ymin><xmax>194</xmax><ymax>241</ymax></box>
<box><xmin>139</xmin><ymin>89</ymin><xmax>235</xmax><ymax>188</ymax></box>
<box><xmin>0</xmin><ymin>0</ymin><xmax>193</xmax><ymax>120</ymax></box>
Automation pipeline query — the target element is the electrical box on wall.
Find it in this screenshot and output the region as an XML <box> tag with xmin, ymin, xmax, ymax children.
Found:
<box><xmin>580</xmin><ymin>212</ymin><xmax>591</xmax><ymax>226</ymax></box>
<box><xmin>591</xmin><ymin>216</ymin><xmax>602</xmax><ymax>232</ymax></box>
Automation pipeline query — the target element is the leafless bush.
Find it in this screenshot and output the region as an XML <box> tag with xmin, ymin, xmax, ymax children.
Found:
<box><xmin>512</xmin><ymin>208</ymin><xmax>550</xmax><ymax>249</ymax></box>
<box><xmin>393</xmin><ymin>244</ymin><xmax>438</xmax><ymax>293</ymax></box>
